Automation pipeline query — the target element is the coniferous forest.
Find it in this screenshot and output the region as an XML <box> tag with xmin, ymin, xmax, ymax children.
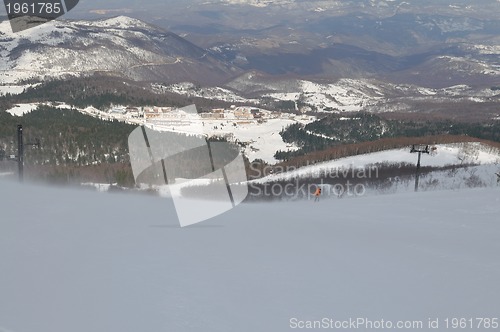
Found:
<box><xmin>275</xmin><ymin>112</ymin><xmax>500</xmax><ymax>160</ymax></box>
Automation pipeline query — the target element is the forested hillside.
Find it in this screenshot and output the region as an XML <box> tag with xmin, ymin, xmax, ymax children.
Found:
<box><xmin>0</xmin><ymin>75</ymin><xmax>234</xmax><ymax>111</ymax></box>
<box><xmin>0</xmin><ymin>106</ymin><xmax>134</xmax><ymax>164</ymax></box>
<box><xmin>0</xmin><ymin>106</ymin><xmax>241</xmax><ymax>185</ymax></box>
<box><xmin>0</xmin><ymin>106</ymin><xmax>137</xmax><ymax>184</ymax></box>
<box><xmin>276</xmin><ymin>112</ymin><xmax>500</xmax><ymax>160</ymax></box>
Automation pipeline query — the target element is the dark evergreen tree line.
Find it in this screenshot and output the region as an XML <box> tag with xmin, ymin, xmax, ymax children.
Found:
<box><xmin>276</xmin><ymin>112</ymin><xmax>500</xmax><ymax>160</ymax></box>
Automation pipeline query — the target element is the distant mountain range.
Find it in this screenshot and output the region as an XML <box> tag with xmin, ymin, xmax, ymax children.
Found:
<box><xmin>0</xmin><ymin>16</ymin><xmax>241</xmax><ymax>85</ymax></box>
<box><xmin>2</xmin><ymin>10</ymin><xmax>499</xmax><ymax>87</ymax></box>
<box><xmin>1</xmin><ymin>10</ymin><xmax>499</xmax><ymax>120</ymax></box>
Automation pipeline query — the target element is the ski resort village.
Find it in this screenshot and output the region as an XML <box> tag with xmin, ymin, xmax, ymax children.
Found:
<box><xmin>82</xmin><ymin>104</ymin><xmax>315</xmax><ymax>164</ymax></box>
<box><xmin>5</xmin><ymin>102</ymin><xmax>316</xmax><ymax>163</ymax></box>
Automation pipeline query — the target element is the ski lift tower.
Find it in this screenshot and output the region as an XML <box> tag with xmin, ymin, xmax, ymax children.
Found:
<box><xmin>410</xmin><ymin>144</ymin><xmax>430</xmax><ymax>192</ymax></box>
<box><xmin>16</xmin><ymin>124</ymin><xmax>41</xmax><ymax>182</ymax></box>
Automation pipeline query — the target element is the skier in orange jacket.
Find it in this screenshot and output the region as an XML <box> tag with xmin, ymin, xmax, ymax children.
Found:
<box><xmin>314</xmin><ymin>187</ymin><xmax>321</xmax><ymax>202</ymax></box>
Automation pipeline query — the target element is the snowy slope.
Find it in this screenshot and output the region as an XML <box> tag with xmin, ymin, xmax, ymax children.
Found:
<box><xmin>0</xmin><ymin>83</ymin><xmax>41</xmax><ymax>96</ymax></box>
<box><xmin>4</xmin><ymin>102</ymin><xmax>73</xmax><ymax>116</ymax></box>
<box><xmin>1</xmin><ymin>180</ymin><xmax>500</xmax><ymax>332</ymax></box>
<box><xmin>148</xmin><ymin>112</ymin><xmax>314</xmax><ymax>164</ymax></box>
<box><xmin>0</xmin><ymin>16</ymin><xmax>238</xmax><ymax>84</ymax></box>
<box><xmin>266</xmin><ymin>79</ymin><xmax>385</xmax><ymax>112</ymax></box>
<box><xmin>162</xmin><ymin>76</ymin><xmax>388</xmax><ymax>112</ymax></box>
<box><xmin>3</xmin><ymin>103</ymin><xmax>40</xmax><ymax>116</ymax></box>
<box><xmin>257</xmin><ymin>142</ymin><xmax>500</xmax><ymax>182</ymax></box>
<box><xmin>225</xmin><ymin>74</ymin><xmax>500</xmax><ymax>114</ymax></box>
<box><xmin>154</xmin><ymin>82</ymin><xmax>257</xmax><ymax>104</ymax></box>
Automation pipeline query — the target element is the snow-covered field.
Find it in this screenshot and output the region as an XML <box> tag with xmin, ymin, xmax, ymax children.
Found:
<box><xmin>0</xmin><ymin>84</ymin><xmax>41</xmax><ymax>96</ymax></box>
<box><xmin>1</xmin><ymin>179</ymin><xmax>499</xmax><ymax>332</ymax></box>
<box><xmin>4</xmin><ymin>102</ymin><xmax>73</xmax><ymax>116</ymax></box>
<box><xmin>148</xmin><ymin>114</ymin><xmax>312</xmax><ymax>163</ymax></box>
<box><xmin>4</xmin><ymin>103</ymin><xmax>42</xmax><ymax>116</ymax></box>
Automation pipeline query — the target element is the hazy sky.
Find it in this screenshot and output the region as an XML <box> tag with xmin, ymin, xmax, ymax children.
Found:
<box><xmin>3</xmin><ymin>0</ymin><xmax>498</xmax><ymax>20</ymax></box>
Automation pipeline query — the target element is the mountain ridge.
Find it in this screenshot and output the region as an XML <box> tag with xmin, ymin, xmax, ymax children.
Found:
<box><xmin>0</xmin><ymin>15</ymin><xmax>241</xmax><ymax>85</ymax></box>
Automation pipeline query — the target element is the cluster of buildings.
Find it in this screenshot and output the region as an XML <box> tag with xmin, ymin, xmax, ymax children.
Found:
<box><xmin>107</xmin><ymin>105</ymin><xmax>268</xmax><ymax>122</ymax></box>
<box><xmin>80</xmin><ymin>104</ymin><xmax>312</xmax><ymax>132</ymax></box>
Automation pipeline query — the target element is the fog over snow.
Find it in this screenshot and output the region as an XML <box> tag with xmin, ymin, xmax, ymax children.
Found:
<box><xmin>1</xmin><ymin>179</ymin><xmax>499</xmax><ymax>332</ymax></box>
